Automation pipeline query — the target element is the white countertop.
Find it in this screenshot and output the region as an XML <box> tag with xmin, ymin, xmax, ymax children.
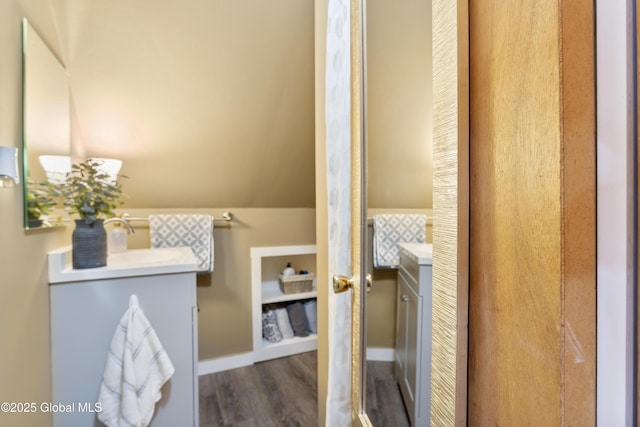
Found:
<box><xmin>48</xmin><ymin>246</ymin><xmax>199</xmax><ymax>284</ymax></box>
<box><xmin>398</xmin><ymin>242</ymin><xmax>433</xmax><ymax>265</ymax></box>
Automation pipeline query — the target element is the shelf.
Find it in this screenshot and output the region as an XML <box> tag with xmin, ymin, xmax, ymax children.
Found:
<box><xmin>261</xmin><ymin>334</ymin><xmax>317</xmax><ymax>348</ymax></box>
<box><xmin>252</xmin><ymin>244</ymin><xmax>318</xmax><ymax>363</ymax></box>
<box><xmin>254</xmin><ymin>334</ymin><xmax>318</xmax><ymax>362</ymax></box>
<box><xmin>250</xmin><ymin>244</ymin><xmax>316</xmax><ymax>258</ymax></box>
<box><xmin>261</xmin><ymin>279</ymin><xmax>317</xmax><ymax>304</ymax></box>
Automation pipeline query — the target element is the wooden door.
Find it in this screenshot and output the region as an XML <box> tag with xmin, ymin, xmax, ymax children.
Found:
<box><xmin>468</xmin><ymin>0</ymin><xmax>596</xmax><ymax>424</ymax></box>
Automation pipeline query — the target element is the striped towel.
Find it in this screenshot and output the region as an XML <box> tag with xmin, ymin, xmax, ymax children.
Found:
<box><xmin>373</xmin><ymin>214</ymin><xmax>427</xmax><ymax>269</ymax></box>
<box><xmin>97</xmin><ymin>295</ymin><xmax>174</xmax><ymax>427</ymax></box>
<box><xmin>149</xmin><ymin>214</ymin><xmax>214</xmax><ymax>273</ymax></box>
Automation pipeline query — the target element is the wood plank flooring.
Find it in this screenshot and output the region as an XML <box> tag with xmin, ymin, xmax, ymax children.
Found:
<box><xmin>199</xmin><ymin>351</ymin><xmax>409</xmax><ymax>427</ymax></box>
<box><xmin>366</xmin><ymin>360</ymin><xmax>410</xmax><ymax>427</ymax></box>
<box><xmin>199</xmin><ymin>351</ymin><xmax>317</xmax><ymax>427</ymax></box>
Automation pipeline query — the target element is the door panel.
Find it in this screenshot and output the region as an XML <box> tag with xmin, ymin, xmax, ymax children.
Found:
<box><xmin>468</xmin><ymin>0</ymin><xmax>596</xmax><ymax>424</ymax></box>
<box><xmin>395</xmin><ymin>276</ymin><xmax>417</xmax><ymax>426</ymax></box>
<box><xmin>395</xmin><ymin>278</ymin><xmax>408</xmax><ymax>376</ymax></box>
<box><xmin>406</xmin><ymin>288</ymin><xmax>419</xmax><ymax>401</ymax></box>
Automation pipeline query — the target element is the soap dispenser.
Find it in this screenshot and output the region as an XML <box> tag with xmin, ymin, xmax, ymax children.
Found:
<box><xmin>107</xmin><ymin>223</ymin><xmax>127</xmax><ymax>254</ymax></box>
<box><xmin>282</xmin><ymin>262</ymin><xmax>295</xmax><ymax>277</ymax></box>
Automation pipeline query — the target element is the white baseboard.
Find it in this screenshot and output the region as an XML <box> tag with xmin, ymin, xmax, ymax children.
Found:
<box><xmin>199</xmin><ymin>347</ymin><xmax>394</xmax><ymax>375</ymax></box>
<box><xmin>366</xmin><ymin>347</ymin><xmax>395</xmax><ymax>362</ymax></box>
<box><xmin>198</xmin><ymin>352</ymin><xmax>254</xmax><ymax>376</ymax></box>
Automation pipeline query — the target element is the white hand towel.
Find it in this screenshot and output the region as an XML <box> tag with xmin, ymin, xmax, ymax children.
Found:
<box><xmin>373</xmin><ymin>214</ymin><xmax>427</xmax><ymax>269</ymax></box>
<box><xmin>97</xmin><ymin>295</ymin><xmax>175</xmax><ymax>427</ymax></box>
<box><xmin>274</xmin><ymin>307</ymin><xmax>295</xmax><ymax>340</ymax></box>
<box><xmin>149</xmin><ymin>214</ymin><xmax>214</xmax><ymax>273</ymax></box>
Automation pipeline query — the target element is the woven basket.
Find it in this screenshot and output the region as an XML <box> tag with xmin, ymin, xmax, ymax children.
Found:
<box><xmin>278</xmin><ymin>273</ymin><xmax>314</xmax><ymax>294</ymax></box>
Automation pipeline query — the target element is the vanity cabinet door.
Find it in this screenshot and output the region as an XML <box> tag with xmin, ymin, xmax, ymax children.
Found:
<box><xmin>49</xmin><ymin>273</ymin><xmax>198</xmax><ymax>427</ymax></box>
<box><xmin>395</xmin><ymin>276</ymin><xmax>408</xmax><ymax>375</ymax></box>
<box><xmin>396</xmin><ymin>269</ymin><xmax>421</xmax><ymax>425</ymax></box>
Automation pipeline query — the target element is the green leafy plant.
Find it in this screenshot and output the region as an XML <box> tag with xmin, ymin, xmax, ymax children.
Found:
<box><xmin>61</xmin><ymin>158</ymin><xmax>124</xmax><ymax>225</ymax></box>
<box><xmin>26</xmin><ymin>179</ymin><xmax>60</xmax><ymax>220</ymax></box>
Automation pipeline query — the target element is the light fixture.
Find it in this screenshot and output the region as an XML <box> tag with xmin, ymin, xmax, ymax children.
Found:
<box><xmin>39</xmin><ymin>155</ymin><xmax>71</xmax><ymax>185</ymax></box>
<box><xmin>89</xmin><ymin>157</ymin><xmax>123</xmax><ymax>183</ymax></box>
<box><xmin>0</xmin><ymin>146</ymin><xmax>19</xmax><ymax>188</ymax></box>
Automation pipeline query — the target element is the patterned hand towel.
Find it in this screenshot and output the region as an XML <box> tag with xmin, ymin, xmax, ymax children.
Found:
<box><xmin>97</xmin><ymin>295</ymin><xmax>174</xmax><ymax>427</ymax></box>
<box><xmin>149</xmin><ymin>214</ymin><xmax>214</xmax><ymax>273</ymax></box>
<box><xmin>373</xmin><ymin>214</ymin><xmax>427</xmax><ymax>269</ymax></box>
<box><xmin>262</xmin><ymin>310</ymin><xmax>282</xmax><ymax>343</ymax></box>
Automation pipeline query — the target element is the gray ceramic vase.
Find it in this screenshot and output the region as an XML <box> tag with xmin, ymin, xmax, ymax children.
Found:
<box><xmin>72</xmin><ymin>219</ymin><xmax>107</xmax><ymax>269</ymax></box>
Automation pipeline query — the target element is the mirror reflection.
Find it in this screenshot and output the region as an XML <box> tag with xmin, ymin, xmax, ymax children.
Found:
<box><xmin>364</xmin><ymin>0</ymin><xmax>432</xmax><ymax>425</ymax></box>
<box><xmin>22</xmin><ymin>18</ymin><xmax>71</xmax><ymax>229</ymax></box>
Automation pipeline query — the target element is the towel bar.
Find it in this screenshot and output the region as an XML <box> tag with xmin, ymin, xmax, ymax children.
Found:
<box><xmin>367</xmin><ymin>215</ymin><xmax>432</xmax><ymax>226</ymax></box>
<box><xmin>49</xmin><ymin>212</ymin><xmax>233</xmax><ymax>228</ymax></box>
<box><xmin>122</xmin><ymin>211</ymin><xmax>233</xmax><ymax>223</ymax></box>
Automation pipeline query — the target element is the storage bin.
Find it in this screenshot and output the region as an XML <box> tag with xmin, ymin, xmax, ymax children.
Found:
<box><xmin>278</xmin><ymin>273</ymin><xmax>314</xmax><ymax>294</ymax></box>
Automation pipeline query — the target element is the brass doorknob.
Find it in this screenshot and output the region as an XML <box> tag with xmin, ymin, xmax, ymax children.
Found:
<box><xmin>333</xmin><ymin>274</ymin><xmax>373</xmax><ymax>294</ymax></box>
<box><xmin>333</xmin><ymin>275</ymin><xmax>354</xmax><ymax>294</ymax></box>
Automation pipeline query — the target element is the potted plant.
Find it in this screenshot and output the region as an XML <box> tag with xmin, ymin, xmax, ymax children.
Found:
<box><xmin>26</xmin><ymin>179</ymin><xmax>59</xmax><ymax>228</ymax></box>
<box><xmin>61</xmin><ymin>158</ymin><xmax>124</xmax><ymax>269</ymax></box>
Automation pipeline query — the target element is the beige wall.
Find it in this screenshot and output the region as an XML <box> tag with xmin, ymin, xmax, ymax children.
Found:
<box><xmin>0</xmin><ymin>2</ymin><xmax>69</xmax><ymax>427</ymax></box>
<box><xmin>365</xmin><ymin>0</ymin><xmax>432</xmax><ymax>350</ymax></box>
<box><xmin>366</xmin><ymin>0</ymin><xmax>432</xmax><ymax>209</ymax></box>
<box><xmin>63</xmin><ymin>0</ymin><xmax>316</xmax><ymax>209</ymax></box>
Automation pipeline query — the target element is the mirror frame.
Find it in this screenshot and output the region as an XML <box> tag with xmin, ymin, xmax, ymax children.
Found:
<box><xmin>430</xmin><ymin>0</ymin><xmax>469</xmax><ymax>424</ymax></box>
<box><xmin>350</xmin><ymin>0</ymin><xmax>469</xmax><ymax>425</ymax></box>
<box><xmin>21</xmin><ymin>18</ymin><xmax>70</xmax><ymax>230</ymax></box>
<box><xmin>350</xmin><ymin>0</ymin><xmax>369</xmax><ymax>424</ymax></box>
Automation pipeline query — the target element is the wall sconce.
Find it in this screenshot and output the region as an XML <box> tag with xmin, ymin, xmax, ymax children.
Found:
<box><xmin>39</xmin><ymin>155</ymin><xmax>71</xmax><ymax>185</ymax></box>
<box><xmin>39</xmin><ymin>156</ymin><xmax>122</xmax><ymax>185</ymax></box>
<box><xmin>89</xmin><ymin>157</ymin><xmax>122</xmax><ymax>183</ymax></box>
<box><xmin>0</xmin><ymin>146</ymin><xmax>19</xmax><ymax>188</ymax></box>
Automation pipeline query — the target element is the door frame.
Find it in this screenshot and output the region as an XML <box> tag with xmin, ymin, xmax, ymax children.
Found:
<box><xmin>595</xmin><ymin>0</ymin><xmax>638</xmax><ymax>423</ymax></box>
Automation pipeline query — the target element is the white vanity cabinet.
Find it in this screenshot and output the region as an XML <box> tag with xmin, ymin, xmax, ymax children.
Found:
<box><xmin>395</xmin><ymin>243</ymin><xmax>433</xmax><ymax>426</ymax></box>
<box><xmin>48</xmin><ymin>247</ymin><xmax>199</xmax><ymax>427</ymax></box>
<box><xmin>251</xmin><ymin>245</ymin><xmax>317</xmax><ymax>362</ymax></box>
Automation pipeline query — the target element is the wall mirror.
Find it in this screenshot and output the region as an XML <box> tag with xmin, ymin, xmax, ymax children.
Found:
<box><xmin>364</xmin><ymin>0</ymin><xmax>432</xmax><ymax>425</ymax></box>
<box><xmin>354</xmin><ymin>0</ymin><xmax>468</xmax><ymax>424</ymax></box>
<box><xmin>21</xmin><ymin>18</ymin><xmax>70</xmax><ymax>229</ymax></box>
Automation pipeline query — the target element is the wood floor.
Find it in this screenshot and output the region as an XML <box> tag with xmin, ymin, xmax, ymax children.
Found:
<box><xmin>199</xmin><ymin>351</ymin><xmax>410</xmax><ymax>427</ymax></box>
<box><xmin>365</xmin><ymin>360</ymin><xmax>410</xmax><ymax>427</ymax></box>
